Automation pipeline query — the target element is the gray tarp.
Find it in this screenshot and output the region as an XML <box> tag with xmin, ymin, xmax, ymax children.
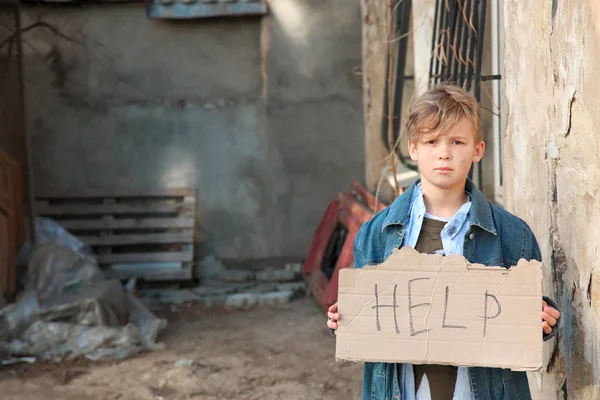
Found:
<box><xmin>0</xmin><ymin>220</ymin><xmax>167</xmax><ymax>362</ymax></box>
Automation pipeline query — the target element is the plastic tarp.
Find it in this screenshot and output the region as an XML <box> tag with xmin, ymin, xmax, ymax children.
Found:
<box><xmin>0</xmin><ymin>220</ymin><xmax>167</xmax><ymax>362</ymax></box>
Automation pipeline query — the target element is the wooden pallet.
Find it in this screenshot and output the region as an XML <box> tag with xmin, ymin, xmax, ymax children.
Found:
<box><xmin>34</xmin><ymin>188</ymin><xmax>197</xmax><ymax>281</ymax></box>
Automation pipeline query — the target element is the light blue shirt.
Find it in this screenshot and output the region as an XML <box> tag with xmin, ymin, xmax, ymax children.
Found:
<box><xmin>400</xmin><ymin>183</ymin><xmax>475</xmax><ymax>400</ymax></box>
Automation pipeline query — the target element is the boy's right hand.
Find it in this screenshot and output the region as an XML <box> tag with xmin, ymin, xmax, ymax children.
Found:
<box><xmin>327</xmin><ymin>303</ymin><xmax>341</xmax><ymax>331</ymax></box>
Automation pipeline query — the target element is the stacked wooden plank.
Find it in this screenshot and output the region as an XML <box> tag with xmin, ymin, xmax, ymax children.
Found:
<box><xmin>0</xmin><ymin>149</ymin><xmax>25</xmax><ymax>301</ymax></box>
<box><xmin>34</xmin><ymin>188</ymin><xmax>197</xmax><ymax>281</ymax></box>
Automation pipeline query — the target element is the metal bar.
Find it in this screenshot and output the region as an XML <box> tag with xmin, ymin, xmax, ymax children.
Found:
<box><xmin>379</xmin><ymin>0</ymin><xmax>395</xmax><ymax>151</ymax></box>
<box><xmin>440</xmin><ymin>0</ymin><xmax>450</xmax><ymax>81</ymax></box>
<box><xmin>441</xmin><ymin>0</ymin><xmax>456</xmax><ymax>82</ymax></box>
<box><xmin>465</xmin><ymin>0</ymin><xmax>480</xmax><ymax>92</ymax></box>
<box><xmin>453</xmin><ymin>0</ymin><xmax>466</xmax><ymax>86</ymax></box>
<box><xmin>475</xmin><ymin>0</ymin><xmax>487</xmax><ymax>189</ymax></box>
<box><xmin>428</xmin><ymin>0</ymin><xmax>442</xmax><ymax>85</ymax></box>
<box><xmin>474</xmin><ymin>0</ymin><xmax>487</xmax><ymax>102</ymax></box>
<box><xmin>466</xmin><ymin>1</ymin><xmax>480</xmax><ymax>180</ymax></box>
<box><xmin>447</xmin><ymin>0</ymin><xmax>461</xmax><ymax>84</ymax></box>
<box><xmin>491</xmin><ymin>0</ymin><xmax>504</xmax><ymax>203</ymax></box>
<box><xmin>434</xmin><ymin>0</ymin><xmax>446</xmax><ymax>84</ymax></box>
<box><xmin>391</xmin><ymin>0</ymin><xmax>412</xmax><ymax>149</ymax></box>
<box><xmin>481</xmin><ymin>74</ymin><xmax>502</xmax><ymax>81</ymax></box>
<box><xmin>457</xmin><ymin>0</ymin><xmax>473</xmax><ymax>87</ymax></box>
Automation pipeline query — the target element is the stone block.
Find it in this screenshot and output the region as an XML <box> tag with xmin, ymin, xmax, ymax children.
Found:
<box><xmin>139</xmin><ymin>289</ymin><xmax>200</xmax><ymax>305</ymax></box>
<box><xmin>255</xmin><ymin>269</ymin><xmax>298</xmax><ymax>282</ymax></box>
<box><xmin>225</xmin><ymin>293</ymin><xmax>259</xmax><ymax>308</ymax></box>
<box><xmin>196</xmin><ymin>255</ymin><xmax>226</xmax><ymax>280</ymax></box>
<box><xmin>258</xmin><ymin>291</ymin><xmax>294</xmax><ymax>306</ymax></box>
<box><xmin>275</xmin><ymin>281</ymin><xmax>307</xmax><ymax>293</ymax></box>
<box><xmin>244</xmin><ymin>283</ymin><xmax>278</xmax><ymax>294</ymax></box>
<box><xmin>218</xmin><ymin>269</ymin><xmax>256</xmax><ymax>282</ymax></box>
<box><xmin>192</xmin><ymin>282</ymin><xmax>256</xmax><ymax>296</ymax></box>
<box><xmin>284</xmin><ymin>262</ymin><xmax>303</xmax><ymax>274</ymax></box>
<box><xmin>198</xmin><ymin>294</ymin><xmax>228</xmax><ymax>307</ymax></box>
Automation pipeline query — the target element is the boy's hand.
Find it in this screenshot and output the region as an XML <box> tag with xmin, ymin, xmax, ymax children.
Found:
<box><xmin>327</xmin><ymin>303</ymin><xmax>341</xmax><ymax>331</ymax></box>
<box><xmin>542</xmin><ymin>300</ymin><xmax>561</xmax><ymax>335</ymax></box>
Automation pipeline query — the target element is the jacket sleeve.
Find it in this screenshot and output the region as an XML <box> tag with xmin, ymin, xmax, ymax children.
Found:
<box><xmin>331</xmin><ymin>210</ymin><xmax>389</xmax><ymax>339</ymax></box>
<box><xmin>353</xmin><ymin>209</ymin><xmax>389</xmax><ymax>269</ymax></box>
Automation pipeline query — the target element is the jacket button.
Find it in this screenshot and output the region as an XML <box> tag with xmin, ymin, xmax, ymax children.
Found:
<box><xmin>469</xmin><ymin>233</ymin><xmax>475</xmax><ymax>240</ymax></box>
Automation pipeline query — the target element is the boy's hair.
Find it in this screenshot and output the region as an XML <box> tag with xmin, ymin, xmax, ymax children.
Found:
<box><xmin>406</xmin><ymin>84</ymin><xmax>482</xmax><ymax>143</ymax></box>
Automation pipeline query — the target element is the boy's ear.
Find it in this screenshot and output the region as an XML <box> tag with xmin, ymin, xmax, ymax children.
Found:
<box><xmin>408</xmin><ymin>140</ymin><xmax>418</xmax><ymax>161</ymax></box>
<box><xmin>472</xmin><ymin>140</ymin><xmax>485</xmax><ymax>162</ymax></box>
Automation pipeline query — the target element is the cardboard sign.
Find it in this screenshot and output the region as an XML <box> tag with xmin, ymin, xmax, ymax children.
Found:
<box><xmin>335</xmin><ymin>247</ymin><xmax>543</xmax><ymax>371</ymax></box>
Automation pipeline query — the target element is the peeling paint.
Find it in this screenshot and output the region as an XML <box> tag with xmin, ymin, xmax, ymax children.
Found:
<box><xmin>504</xmin><ymin>1</ymin><xmax>600</xmax><ymax>398</ymax></box>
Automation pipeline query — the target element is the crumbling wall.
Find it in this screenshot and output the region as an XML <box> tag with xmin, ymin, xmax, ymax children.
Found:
<box><xmin>21</xmin><ymin>1</ymin><xmax>364</xmax><ymax>260</ymax></box>
<box><xmin>361</xmin><ymin>0</ymin><xmax>390</xmax><ymax>190</ymax></box>
<box><xmin>503</xmin><ymin>1</ymin><xmax>600</xmax><ymax>398</ymax></box>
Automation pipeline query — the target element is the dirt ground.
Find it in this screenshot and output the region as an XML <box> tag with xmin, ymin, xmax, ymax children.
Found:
<box><xmin>0</xmin><ymin>297</ymin><xmax>363</xmax><ymax>400</ymax></box>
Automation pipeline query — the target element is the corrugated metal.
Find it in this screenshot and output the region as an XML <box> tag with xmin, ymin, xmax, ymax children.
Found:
<box><xmin>148</xmin><ymin>0</ymin><xmax>268</xmax><ymax>19</ymax></box>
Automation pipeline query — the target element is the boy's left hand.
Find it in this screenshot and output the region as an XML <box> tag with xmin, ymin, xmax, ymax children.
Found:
<box><xmin>542</xmin><ymin>300</ymin><xmax>561</xmax><ymax>335</ymax></box>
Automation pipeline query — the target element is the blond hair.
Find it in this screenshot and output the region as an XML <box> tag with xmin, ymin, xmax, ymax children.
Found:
<box><xmin>406</xmin><ymin>84</ymin><xmax>482</xmax><ymax>143</ymax></box>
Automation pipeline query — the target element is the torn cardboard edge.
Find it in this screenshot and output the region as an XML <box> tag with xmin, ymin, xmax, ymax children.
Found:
<box><xmin>335</xmin><ymin>247</ymin><xmax>543</xmax><ymax>372</ymax></box>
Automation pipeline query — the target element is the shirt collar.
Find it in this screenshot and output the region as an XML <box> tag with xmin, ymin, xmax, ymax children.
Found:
<box><xmin>382</xmin><ymin>178</ymin><xmax>497</xmax><ymax>236</ymax></box>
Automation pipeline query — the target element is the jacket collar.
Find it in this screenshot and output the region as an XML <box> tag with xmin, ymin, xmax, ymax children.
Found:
<box><xmin>382</xmin><ymin>178</ymin><xmax>497</xmax><ymax>235</ymax></box>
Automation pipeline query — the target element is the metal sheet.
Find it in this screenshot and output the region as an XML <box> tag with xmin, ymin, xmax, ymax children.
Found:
<box><xmin>148</xmin><ymin>1</ymin><xmax>267</xmax><ymax>19</ymax></box>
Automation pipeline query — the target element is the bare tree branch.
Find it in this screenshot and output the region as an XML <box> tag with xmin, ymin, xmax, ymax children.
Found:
<box><xmin>0</xmin><ymin>20</ymin><xmax>84</xmax><ymax>52</ymax></box>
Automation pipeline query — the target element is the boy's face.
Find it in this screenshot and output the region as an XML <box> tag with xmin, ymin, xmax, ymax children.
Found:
<box><xmin>408</xmin><ymin>117</ymin><xmax>485</xmax><ymax>192</ymax></box>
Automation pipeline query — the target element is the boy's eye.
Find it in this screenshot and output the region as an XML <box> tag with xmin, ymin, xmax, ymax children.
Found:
<box><xmin>453</xmin><ymin>140</ymin><xmax>464</xmax><ymax>145</ymax></box>
<box><xmin>426</xmin><ymin>139</ymin><xmax>437</xmax><ymax>145</ymax></box>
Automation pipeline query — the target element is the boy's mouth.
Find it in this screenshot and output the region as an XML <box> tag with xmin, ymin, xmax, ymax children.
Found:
<box><xmin>435</xmin><ymin>167</ymin><xmax>453</xmax><ymax>173</ymax></box>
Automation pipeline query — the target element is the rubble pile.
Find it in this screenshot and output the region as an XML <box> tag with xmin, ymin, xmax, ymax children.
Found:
<box><xmin>139</xmin><ymin>255</ymin><xmax>307</xmax><ymax>308</ymax></box>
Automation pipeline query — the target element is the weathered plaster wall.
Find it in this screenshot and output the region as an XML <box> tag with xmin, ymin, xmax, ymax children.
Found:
<box><xmin>361</xmin><ymin>0</ymin><xmax>392</xmax><ymax>191</ymax></box>
<box><xmin>21</xmin><ymin>1</ymin><xmax>364</xmax><ymax>259</ymax></box>
<box><xmin>503</xmin><ymin>1</ymin><xmax>600</xmax><ymax>398</ymax></box>
<box><xmin>361</xmin><ymin>0</ymin><xmax>417</xmax><ymax>200</ymax></box>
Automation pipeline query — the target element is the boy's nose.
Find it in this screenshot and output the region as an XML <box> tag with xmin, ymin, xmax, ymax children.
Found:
<box><xmin>438</xmin><ymin>147</ymin><xmax>451</xmax><ymax>160</ymax></box>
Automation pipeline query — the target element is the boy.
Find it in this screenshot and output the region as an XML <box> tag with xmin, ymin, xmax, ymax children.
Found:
<box><xmin>326</xmin><ymin>84</ymin><xmax>560</xmax><ymax>400</ymax></box>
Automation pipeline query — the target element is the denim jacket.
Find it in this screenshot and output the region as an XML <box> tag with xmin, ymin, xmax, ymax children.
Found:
<box><xmin>353</xmin><ymin>179</ymin><xmax>546</xmax><ymax>400</ymax></box>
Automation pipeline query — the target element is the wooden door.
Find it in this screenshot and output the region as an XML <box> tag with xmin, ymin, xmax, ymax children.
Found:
<box><xmin>0</xmin><ymin>149</ymin><xmax>24</xmax><ymax>299</ymax></box>
<box><xmin>0</xmin><ymin>210</ymin><xmax>9</xmax><ymax>302</ymax></box>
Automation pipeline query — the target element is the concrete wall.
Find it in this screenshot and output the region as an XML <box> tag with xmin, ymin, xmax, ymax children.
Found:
<box><xmin>265</xmin><ymin>0</ymin><xmax>364</xmax><ymax>255</ymax></box>
<box><xmin>503</xmin><ymin>1</ymin><xmax>600</xmax><ymax>398</ymax></box>
<box><xmin>21</xmin><ymin>1</ymin><xmax>364</xmax><ymax>259</ymax></box>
